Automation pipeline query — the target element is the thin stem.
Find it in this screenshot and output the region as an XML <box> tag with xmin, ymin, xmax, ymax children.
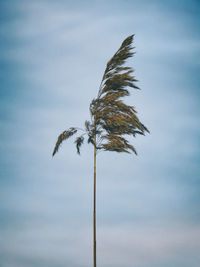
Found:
<box><xmin>93</xmin><ymin>134</ymin><xmax>97</xmax><ymax>267</ymax></box>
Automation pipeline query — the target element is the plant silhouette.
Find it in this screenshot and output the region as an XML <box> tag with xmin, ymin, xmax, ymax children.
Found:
<box><xmin>52</xmin><ymin>34</ymin><xmax>149</xmax><ymax>267</ymax></box>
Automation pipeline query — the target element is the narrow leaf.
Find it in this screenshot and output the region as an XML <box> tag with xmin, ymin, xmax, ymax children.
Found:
<box><xmin>52</xmin><ymin>127</ymin><xmax>77</xmax><ymax>156</ymax></box>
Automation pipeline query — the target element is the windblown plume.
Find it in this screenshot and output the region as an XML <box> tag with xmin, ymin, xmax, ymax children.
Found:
<box><xmin>52</xmin><ymin>127</ymin><xmax>77</xmax><ymax>156</ymax></box>
<box><xmin>52</xmin><ymin>35</ymin><xmax>149</xmax><ymax>267</ymax></box>
<box><xmin>52</xmin><ymin>35</ymin><xmax>149</xmax><ymax>156</ymax></box>
<box><xmin>89</xmin><ymin>34</ymin><xmax>149</xmax><ymax>154</ymax></box>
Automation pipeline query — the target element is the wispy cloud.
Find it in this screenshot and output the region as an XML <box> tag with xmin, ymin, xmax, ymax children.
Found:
<box><xmin>1</xmin><ymin>221</ymin><xmax>200</xmax><ymax>266</ymax></box>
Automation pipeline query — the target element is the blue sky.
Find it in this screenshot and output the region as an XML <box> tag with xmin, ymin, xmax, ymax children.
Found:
<box><xmin>0</xmin><ymin>0</ymin><xmax>200</xmax><ymax>266</ymax></box>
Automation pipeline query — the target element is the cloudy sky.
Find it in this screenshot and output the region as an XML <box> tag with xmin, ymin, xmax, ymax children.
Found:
<box><xmin>0</xmin><ymin>0</ymin><xmax>200</xmax><ymax>266</ymax></box>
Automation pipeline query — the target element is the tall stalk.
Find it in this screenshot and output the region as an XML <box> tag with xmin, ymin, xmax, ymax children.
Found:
<box><xmin>93</xmin><ymin>134</ymin><xmax>97</xmax><ymax>267</ymax></box>
<box><xmin>52</xmin><ymin>35</ymin><xmax>149</xmax><ymax>267</ymax></box>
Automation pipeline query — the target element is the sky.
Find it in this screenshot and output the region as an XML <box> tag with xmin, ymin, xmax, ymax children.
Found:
<box><xmin>0</xmin><ymin>0</ymin><xmax>200</xmax><ymax>266</ymax></box>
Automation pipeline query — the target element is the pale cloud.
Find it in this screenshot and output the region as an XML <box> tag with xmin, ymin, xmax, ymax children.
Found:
<box><xmin>1</xmin><ymin>222</ymin><xmax>200</xmax><ymax>266</ymax></box>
